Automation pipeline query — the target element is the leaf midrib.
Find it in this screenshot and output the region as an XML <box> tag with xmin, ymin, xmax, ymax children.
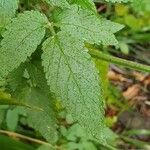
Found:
<box><xmin>55</xmin><ymin>35</ymin><xmax>85</xmax><ymax>104</ymax></box>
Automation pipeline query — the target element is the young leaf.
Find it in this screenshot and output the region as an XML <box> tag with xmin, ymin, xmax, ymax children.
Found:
<box><xmin>0</xmin><ymin>0</ymin><xmax>18</xmax><ymax>32</ymax></box>
<box><xmin>53</xmin><ymin>5</ymin><xmax>124</xmax><ymax>45</ymax></box>
<box><xmin>42</xmin><ymin>32</ymin><xmax>105</xmax><ymax>140</ymax></box>
<box><xmin>25</xmin><ymin>88</ymin><xmax>58</xmax><ymax>143</ymax></box>
<box><xmin>67</xmin><ymin>0</ymin><xmax>96</xmax><ymax>12</ymax></box>
<box><xmin>6</xmin><ymin>109</ymin><xmax>19</xmax><ymax>131</ymax></box>
<box><xmin>44</xmin><ymin>0</ymin><xmax>69</xmax><ymax>8</ymax></box>
<box><xmin>0</xmin><ymin>11</ymin><xmax>48</xmax><ymax>79</ymax></box>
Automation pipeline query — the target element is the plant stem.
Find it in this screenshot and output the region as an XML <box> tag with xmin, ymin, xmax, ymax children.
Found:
<box><xmin>89</xmin><ymin>49</ymin><xmax>150</xmax><ymax>73</ymax></box>
<box><xmin>47</xmin><ymin>22</ymin><xmax>56</xmax><ymax>36</ymax></box>
<box><xmin>120</xmin><ymin>135</ymin><xmax>150</xmax><ymax>149</ymax></box>
<box><xmin>0</xmin><ymin>130</ymin><xmax>62</xmax><ymax>150</ymax></box>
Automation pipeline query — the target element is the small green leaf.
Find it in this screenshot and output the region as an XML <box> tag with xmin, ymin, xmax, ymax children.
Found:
<box><xmin>67</xmin><ymin>0</ymin><xmax>96</xmax><ymax>12</ymax></box>
<box><xmin>0</xmin><ymin>11</ymin><xmax>48</xmax><ymax>79</ymax></box>
<box><xmin>119</xmin><ymin>42</ymin><xmax>129</xmax><ymax>55</ymax></box>
<box><xmin>6</xmin><ymin>107</ymin><xmax>26</xmax><ymax>132</ymax></box>
<box><xmin>0</xmin><ymin>91</ymin><xmax>41</xmax><ymax>109</ymax></box>
<box><xmin>132</xmin><ymin>0</ymin><xmax>150</xmax><ymax>12</ymax></box>
<box><xmin>6</xmin><ymin>109</ymin><xmax>19</xmax><ymax>131</ymax></box>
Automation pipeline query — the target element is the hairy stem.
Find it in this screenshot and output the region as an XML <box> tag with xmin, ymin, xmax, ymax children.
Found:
<box><xmin>120</xmin><ymin>135</ymin><xmax>150</xmax><ymax>148</ymax></box>
<box><xmin>89</xmin><ymin>49</ymin><xmax>150</xmax><ymax>73</ymax></box>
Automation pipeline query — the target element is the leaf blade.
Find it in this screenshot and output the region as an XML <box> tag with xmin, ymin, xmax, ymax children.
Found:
<box><xmin>42</xmin><ymin>32</ymin><xmax>105</xmax><ymax>140</ymax></box>
<box><xmin>53</xmin><ymin>5</ymin><xmax>124</xmax><ymax>45</ymax></box>
<box><xmin>26</xmin><ymin>88</ymin><xmax>58</xmax><ymax>143</ymax></box>
<box><xmin>0</xmin><ymin>0</ymin><xmax>18</xmax><ymax>32</ymax></box>
<box><xmin>67</xmin><ymin>0</ymin><xmax>96</xmax><ymax>12</ymax></box>
<box><xmin>0</xmin><ymin>11</ymin><xmax>48</xmax><ymax>79</ymax></box>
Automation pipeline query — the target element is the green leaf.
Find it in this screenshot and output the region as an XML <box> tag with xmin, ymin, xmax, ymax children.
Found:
<box><xmin>0</xmin><ymin>91</ymin><xmax>41</xmax><ymax>109</ymax></box>
<box><xmin>7</xmin><ymin>64</ymin><xmax>26</xmax><ymax>93</ymax></box>
<box><xmin>44</xmin><ymin>0</ymin><xmax>69</xmax><ymax>8</ymax></box>
<box><xmin>0</xmin><ymin>11</ymin><xmax>48</xmax><ymax>79</ymax></box>
<box><xmin>42</xmin><ymin>31</ymin><xmax>105</xmax><ymax>141</ymax></box>
<box><xmin>53</xmin><ymin>5</ymin><xmax>124</xmax><ymax>45</ymax></box>
<box><xmin>6</xmin><ymin>109</ymin><xmax>19</xmax><ymax>131</ymax></box>
<box><xmin>26</xmin><ymin>62</ymin><xmax>50</xmax><ymax>95</ymax></box>
<box><xmin>132</xmin><ymin>0</ymin><xmax>150</xmax><ymax>12</ymax></box>
<box><xmin>62</xmin><ymin>124</ymin><xmax>87</xmax><ymax>141</ymax></box>
<box><xmin>103</xmin><ymin>128</ymin><xmax>118</xmax><ymax>146</ymax></box>
<box><xmin>67</xmin><ymin>0</ymin><xmax>96</xmax><ymax>12</ymax></box>
<box><xmin>119</xmin><ymin>42</ymin><xmax>129</xmax><ymax>55</ymax></box>
<box><xmin>6</xmin><ymin>107</ymin><xmax>26</xmax><ymax>131</ymax></box>
<box><xmin>0</xmin><ymin>134</ymin><xmax>34</xmax><ymax>150</ymax></box>
<box><xmin>25</xmin><ymin>88</ymin><xmax>58</xmax><ymax>143</ymax></box>
<box><xmin>0</xmin><ymin>0</ymin><xmax>18</xmax><ymax>32</ymax></box>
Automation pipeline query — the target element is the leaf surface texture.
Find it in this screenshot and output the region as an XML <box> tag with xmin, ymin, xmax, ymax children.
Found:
<box><xmin>42</xmin><ymin>32</ymin><xmax>105</xmax><ymax>139</ymax></box>
<box><xmin>54</xmin><ymin>5</ymin><xmax>124</xmax><ymax>45</ymax></box>
<box><xmin>45</xmin><ymin>0</ymin><xmax>69</xmax><ymax>8</ymax></box>
<box><xmin>0</xmin><ymin>11</ymin><xmax>48</xmax><ymax>79</ymax></box>
<box><xmin>0</xmin><ymin>0</ymin><xmax>18</xmax><ymax>32</ymax></box>
<box><xmin>26</xmin><ymin>88</ymin><xmax>58</xmax><ymax>143</ymax></box>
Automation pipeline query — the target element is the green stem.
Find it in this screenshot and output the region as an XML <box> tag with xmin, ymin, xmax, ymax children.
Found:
<box><xmin>47</xmin><ymin>22</ymin><xmax>56</xmax><ymax>36</ymax></box>
<box><xmin>120</xmin><ymin>135</ymin><xmax>150</xmax><ymax>149</ymax></box>
<box><xmin>89</xmin><ymin>49</ymin><xmax>150</xmax><ymax>73</ymax></box>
